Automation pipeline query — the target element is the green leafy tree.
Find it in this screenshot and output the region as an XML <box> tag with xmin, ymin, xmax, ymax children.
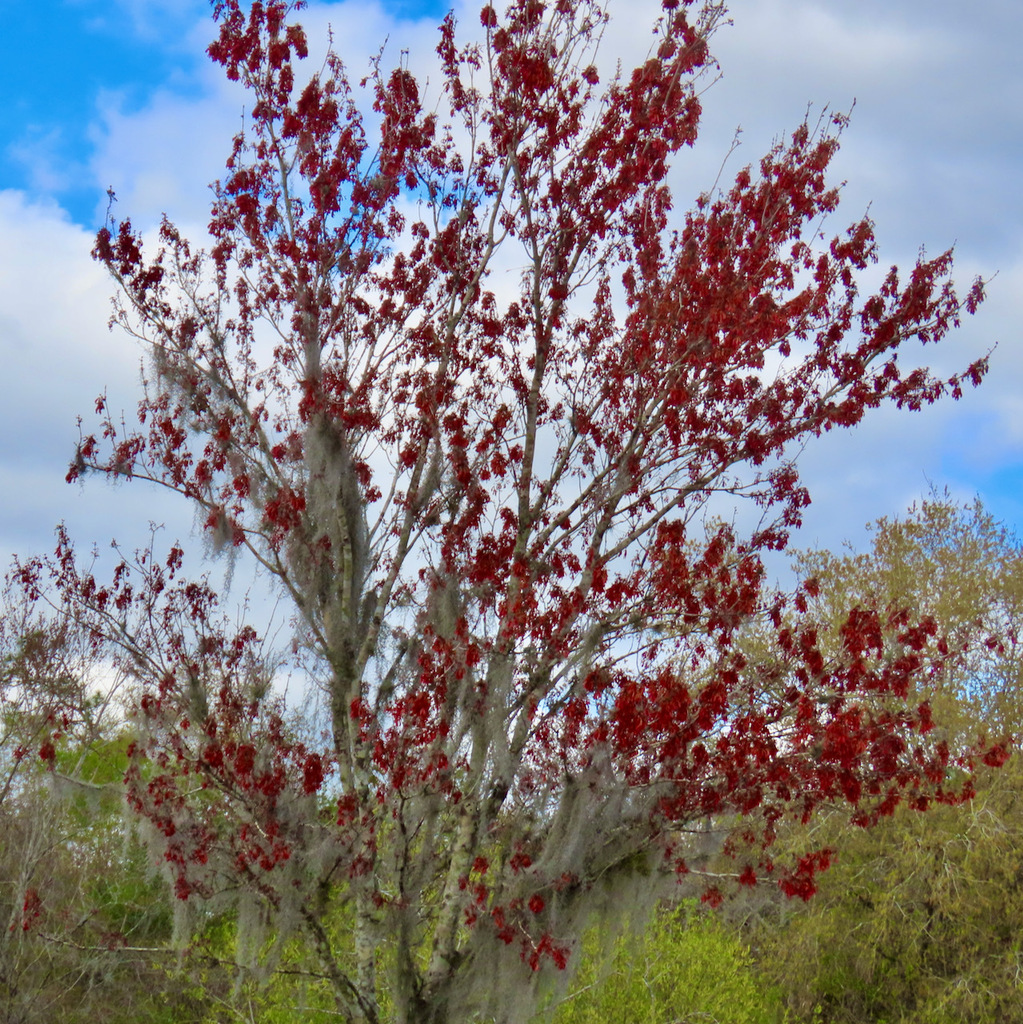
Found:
<box><xmin>541</xmin><ymin>902</ymin><xmax>786</xmax><ymax>1024</ymax></box>
<box><xmin>745</xmin><ymin>499</ymin><xmax>1023</xmax><ymax>1024</ymax></box>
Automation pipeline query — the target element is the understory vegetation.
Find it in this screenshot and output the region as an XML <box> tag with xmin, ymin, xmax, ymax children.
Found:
<box><xmin>4</xmin><ymin>498</ymin><xmax>1019</xmax><ymax>1024</ymax></box>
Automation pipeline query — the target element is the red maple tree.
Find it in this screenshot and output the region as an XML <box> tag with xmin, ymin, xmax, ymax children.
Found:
<box><xmin>30</xmin><ymin>0</ymin><xmax>995</xmax><ymax>1020</ymax></box>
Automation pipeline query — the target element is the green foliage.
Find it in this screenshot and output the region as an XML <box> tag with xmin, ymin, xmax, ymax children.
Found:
<box><xmin>754</xmin><ymin>759</ymin><xmax>1023</xmax><ymax>1024</ymax></box>
<box><xmin>540</xmin><ymin>902</ymin><xmax>787</xmax><ymax>1024</ymax></box>
<box><xmin>188</xmin><ymin>888</ymin><xmax>364</xmax><ymax>1024</ymax></box>
<box><xmin>745</xmin><ymin>498</ymin><xmax>1023</xmax><ymax>1023</ymax></box>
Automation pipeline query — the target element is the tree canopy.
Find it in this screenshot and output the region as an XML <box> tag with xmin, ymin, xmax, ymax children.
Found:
<box><xmin>16</xmin><ymin>1</ymin><xmax>994</xmax><ymax>1022</ymax></box>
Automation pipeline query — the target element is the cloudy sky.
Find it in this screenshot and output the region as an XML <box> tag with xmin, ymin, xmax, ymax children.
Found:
<box><xmin>1</xmin><ymin>0</ymin><xmax>1020</xmax><ymax>603</ymax></box>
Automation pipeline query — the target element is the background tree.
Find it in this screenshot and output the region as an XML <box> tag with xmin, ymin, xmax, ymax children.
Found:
<box><xmin>744</xmin><ymin>499</ymin><xmax>1023</xmax><ymax>1023</ymax></box>
<box><xmin>0</xmin><ymin>580</ymin><xmax>119</xmax><ymax>1024</ymax></box>
<box><xmin>0</xmin><ymin>578</ymin><xmax>246</xmax><ymax>1024</ymax></box>
<box><xmin>540</xmin><ymin>901</ymin><xmax>786</xmax><ymax>1024</ymax></box>
<box><xmin>29</xmin><ymin>0</ymin><xmax>993</xmax><ymax>1020</ymax></box>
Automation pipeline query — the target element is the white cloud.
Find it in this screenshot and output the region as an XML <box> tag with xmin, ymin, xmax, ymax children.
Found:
<box><xmin>7</xmin><ymin>126</ymin><xmax>84</xmax><ymax>197</ymax></box>
<box><xmin>88</xmin><ymin>71</ymin><xmax>244</xmax><ymax>230</ymax></box>
<box><xmin>0</xmin><ymin>190</ymin><xmax>196</xmax><ymax>561</ymax></box>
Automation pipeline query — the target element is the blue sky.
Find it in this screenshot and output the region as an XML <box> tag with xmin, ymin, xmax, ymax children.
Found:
<box><xmin>1</xmin><ymin>0</ymin><xmax>1022</xmax><ymax>597</ymax></box>
<box><xmin>2</xmin><ymin>1</ymin><xmax>206</xmax><ymax>224</ymax></box>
